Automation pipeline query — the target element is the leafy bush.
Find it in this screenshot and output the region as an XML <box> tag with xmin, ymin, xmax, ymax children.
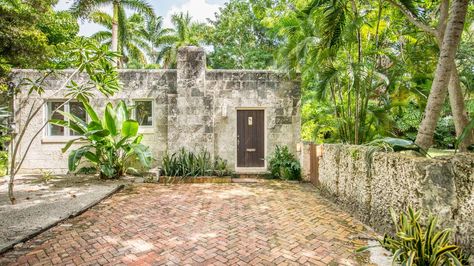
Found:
<box><xmin>160</xmin><ymin>148</ymin><xmax>230</xmax><ymax>177</ymax></box>
<box><xmin>51</xmin><ymin>100</ymin><xmax>153</xmax><ymax>179</ymax></box>
<box><xmin>358</xmin><ymin>207</ymin><xmax>470</xmax><ymax>265</ymax></box>
<box><xmin>434</xmin><ymin>115</ymin><xmax>456</xmax><ymax>149</ymax></box>
<box><xmin>268</xmin><ymin>145</ymin><xmax>301</xmax><ymax>180</ymax></box>
<box><xmin>0</xmin><ymin>151</ymin><xmax>7</xmax><ymax>176</ymax></box>
<box><xmin>368</xmin><ymin>137</ymin><xmax>426</xmax><ymax>155</ymax></box>
<box><xmin>213</xmin><ymin>156</ymin><xmax>229</xmax><ymax>177</ymax></box>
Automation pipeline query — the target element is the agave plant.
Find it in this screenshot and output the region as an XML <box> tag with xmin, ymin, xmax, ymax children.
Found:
<box><xmin>50</xmin><ymin>100</ymin><xmax>153</xmax><ymax>179</ymax></box>
<box><xmin>357</xmin><ymin>207</ymin><xmax>469</xmax><ymax>265</ymax></box>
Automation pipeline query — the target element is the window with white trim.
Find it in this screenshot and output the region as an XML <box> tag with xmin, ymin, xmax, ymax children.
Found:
<box><xmin>46</xmin><ymin>101</ymin><xmax>87</xmax><ymax>136</ymax></box>
<box><xmin>134</xmin><ymin>100</ymin><xmax>153</xmax><ymax>126</ymax></box>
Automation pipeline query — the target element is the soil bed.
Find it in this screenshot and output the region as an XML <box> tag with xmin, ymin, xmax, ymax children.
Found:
<box><xmin>155</xmin><ymin>176</ymin><xmax>232</xmax><ymax>184</ymax></box>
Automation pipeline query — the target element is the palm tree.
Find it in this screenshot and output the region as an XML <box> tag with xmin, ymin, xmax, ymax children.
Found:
<box><xmin>70</xmin><ymin>0</ymin><xmax>154</xmax><ymax>58</ymax></box>
<box><xmin>157</xmin><ymin>12</ymin><xmax>207</xmax><ymax>68</ymax></box>
<box><xmin>415</xmin><ymin>0</ymin><xmax>470</xmax><ymax>150</ymax></box>
<box><xmin>139</xmin><ymin>16</ymin><xmax>175</xmax><ymax>65</ymax></box>
<box><xmin>89</xmin><ymin>12</ymin><xmax>150</xmax><ymax>67</ymax></box>
<box><xmin>387</xmin><ymin>0</ymin><xmax>474</xmax><ymax>150</ymax></box>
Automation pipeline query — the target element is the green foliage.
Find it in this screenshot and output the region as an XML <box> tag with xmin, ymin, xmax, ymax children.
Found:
<box><xmin>268</xmin><ymin>145</ymin><xmax>301</xmax><ymax>180</ymax></box>
<box><xmin>368</xmin><ymin>137</ymin><xmax>425</xmax><ymax>155</ymax></box>
<box><xmin>264</xmin><ymin>0</ymin><xmax>474</xmax><ymax>147</ymax></box>
<box><xmin>38</xmin><ymin>11</ymin><xmax>79</xmax><ymax>45</ymax></box>
<box><xmin>156</xmin><ymin>12</ymin><xmax>209</xmax><ymax>68</ymax></box>
<box><xmin>39</xmin><ymin>169</ymin><xmax>55</xmax><ymax>183</ymax></box>
<box><xmin>160</xmin><ymin>148</ymin><xmax>230</xmax><ymax>177</ymax></box>
<box><xmin>213</xmin><ymin>156</ymin><xmax>230</xmax><ymax>177</ymax></box>
<box><xmin>0</xmin><ymin>0</ymin><xmax>79</xmax><ymax>74</ymax></box>
<box><xmin>434</xmin><ymin>116</ymin><xmax>456</xmax><ymax>149</ymax></box>
<box><xmin>358</xmin><ymin>207</ymin><xmax>470</xmax><ymax>265</ymax></box>
<box><xmin>206</xmin><ymin>0</ymin><xmax>277</xmax><ymax>69</ymax></box>
<box><xmin>89</xmin><ymin>12</ymin><xmax>152</xmax><ymax>67</ymax></box>
<box><xmin>51</xmin><ymin>100</ymin><xmax>153</xmax><ymax>179</ymax></box>
<box><xmin>456</xmin><ymin>118</ymin><xmax>474</xmax><ymax>151</ymax></box>
<box><xmin>0</xmin><ymin>151</ymin><xmax>7</xmax><ymax>176</ymax></box>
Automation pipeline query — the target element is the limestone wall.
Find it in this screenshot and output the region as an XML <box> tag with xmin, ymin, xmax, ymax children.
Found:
<box><xmin>206</xmin><ymin>70</ymin><xmax>300</xmax><ymax>168</ymax></box>
<box><xmin>318</xmin><ymin>144</ymin><xmax>474</xmax><ymax>253</ymax></box>
<box><xmin>10</xmin><ymin>46</ymin><xmax>301</xmax><ymax>174</ymax></box>
<box><xmin>11</xmin><ymin>70</ymin><xmax>176</xmax><ymax>173</ymax></box>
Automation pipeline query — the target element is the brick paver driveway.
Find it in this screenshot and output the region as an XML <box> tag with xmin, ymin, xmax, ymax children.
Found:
<box><xmin>0</xmin><ymin>182</ymin><xmax>373</xmax><ymax>265</ymax></box>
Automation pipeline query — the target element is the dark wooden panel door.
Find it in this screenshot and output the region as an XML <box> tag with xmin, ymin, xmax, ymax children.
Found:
<box><xmin>237</xmin><ymin>110</ymin><xmax>265</xmax><ymax>167</ymax></box>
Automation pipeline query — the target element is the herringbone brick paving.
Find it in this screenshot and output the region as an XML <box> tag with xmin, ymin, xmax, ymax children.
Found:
<box><xmin>0</xmin><ymin>182</ymin><xmax>372</xmax><ymax>265</ymax></box>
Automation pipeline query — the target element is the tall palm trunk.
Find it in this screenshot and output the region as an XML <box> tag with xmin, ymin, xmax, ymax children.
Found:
<box><xmin>448</xmin><ymin>63</ymin><xmax>473</xmax><ymax>150</ymax></box>
<box><xmin>415</xmin><ymin>0</ymin><xmax>469</xmax><ymax>150</ymax></box>
<box><xmin>111</xmin><ymin>2</ymin><xmax>119</xmax><ymax>54</ymax></box>
<box><xmin>388</xmin><ymin>0</ymin><xmax>473</xmax><ymax>150</ymax></box>
<box><xmin>437</xmin><ymin>0</ymin><xmax>473</xmax><ymax>151</ymax></box>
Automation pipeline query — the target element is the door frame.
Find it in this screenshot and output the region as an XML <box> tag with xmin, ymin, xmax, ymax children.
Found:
<box><xmin>235</xmin><ymin>107</ymin><xmax>267</xmax><ymax>173</ymax></box>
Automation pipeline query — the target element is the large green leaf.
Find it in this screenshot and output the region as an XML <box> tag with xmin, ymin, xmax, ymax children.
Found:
<box><xmin>115</xmin><ymin>100</ymin><xmax>130</xmax><ymax>127</ymax></box>
<box><xmin>57</xmin><ymin>111</ymin><xmax>87</xmax><ymax>134</ymax></box>
<box><xmin>100</xmin><ymin>164</ymin><xmax>116</xmax><ymax>178</ymax></box>
<box><xmin>50</xmin><ymin>118</ymin><xmax>85</xmax><ymax>135</ymax></box>
<box><xmin>81</xmin><ymin>100</ymin><xmax>100</xmax><ymax>122</ymax></box>
<box><xmin>84</xmin><ymin>151</ymin><xmax>100</xmax><ymax>164</ymax></box>
<box><xmin>68</xmin><ymin>146</ymin><xmax>91</xmax><ymax>171</ymax></box>
<box><xmin>87</xmin><ymin>120</ymin><xmax>103</xmax><ymax>131</ymax></box>
<box><xmin>49</xmin><ymin>119</ymin><xmax>68</xmax><ymax>127</ymax></box>
<box><xmin>104</xmin><ymin>103</ymin><xmax>118</xmax><ymax>136</ymax></box>
<box><xmin>121</xmin><ymin>119</ymin><xmax>139</xmax><ymax>137</ymax></box>
<box><xmin>85</xmin><ymin>129</ymin><xmax>110</xmax><ymax>138</ymax></box>
<box><xmin>133</xmin><ymin>134</ymin><xmax>143</xmax><ymax>144</ymax></box>
<box><xmin>131</xmin><ymin>143</ymin><xmax>153</xmax><ymax>168</ymax></box>
<box><xmin>61</xmin><ymin>137</ymin><xmax>87</xmax><ymax>153</ymax></box>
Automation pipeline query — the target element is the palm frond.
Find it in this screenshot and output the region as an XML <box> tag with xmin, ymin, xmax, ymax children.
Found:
<box><xmin>120</xmin><ymin>0</ymin><xmax>154</xmax><ymax>18</ymax></box>
<box><xmin>88</xmin><ymin>11</ymin><xmax>112</xmax><ymax>27</ymax></box>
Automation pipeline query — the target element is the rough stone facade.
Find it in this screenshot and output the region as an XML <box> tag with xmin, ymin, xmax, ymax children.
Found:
<box><xmin>317</xmin><ymin>144</ymin><xmax>474</xmax><ymax>253</ymax></box>
<box><xmin>11</xmin><ymin>46</ymin><xmax>301</xmax><ymax>174</ymax></box>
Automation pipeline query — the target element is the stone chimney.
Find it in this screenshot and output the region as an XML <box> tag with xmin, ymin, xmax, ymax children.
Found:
<box><xmin>167</xmin><ymin>46</ymin><xmax>213</xmax><ymax>154</ymax></box>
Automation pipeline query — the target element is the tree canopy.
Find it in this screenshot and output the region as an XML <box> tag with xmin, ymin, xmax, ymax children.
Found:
<box><xmin>1</xmin><ymin>0</ymin><xmax>473</xmax><ymax>150</ymax></box>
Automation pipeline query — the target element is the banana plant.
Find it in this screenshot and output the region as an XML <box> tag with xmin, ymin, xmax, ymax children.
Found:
<box><xmin>50</xmin><ymin>100</ymin><xmax>153</xmax><ymax>179</ymax></box>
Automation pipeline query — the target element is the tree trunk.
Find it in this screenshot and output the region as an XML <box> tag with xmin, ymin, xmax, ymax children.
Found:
<box><xmin>448</xmin><ymin>62</ymin><xmax>473</xmax><ymax>151</ymax></box>
<box><xmin>415</xmin><ymin>0</ymin><xmax>469</xmax><ymax>150</ymax></box>
<box><xmin>437</xmin><ymin>0</ymin><xmax>473</xmax><ymax>151</ymax></box>
<box><xmin>111</xmin><ymin>2</ymin><xmax>119</xmax><ymax>62</ymax></box>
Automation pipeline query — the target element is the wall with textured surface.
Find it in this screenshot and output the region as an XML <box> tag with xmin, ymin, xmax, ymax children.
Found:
<box><xmin>318</xmin><ymin>144</ymin><xmax>474</xmax><ymax>253</ymax></box>
<box><xmin>11</xmin><ymin>46</ymin><xmax>300</xmax><ymax>174</ymax></box>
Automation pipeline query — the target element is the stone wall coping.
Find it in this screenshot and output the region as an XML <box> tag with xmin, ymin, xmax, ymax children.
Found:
<box><xmin>12</xmin><ymin>69</ymin><xmax>178</xmax><ymax>74</ymax></box>
<box><xmin>206</xmin><ymin>69</ymin><xmax>287</xmax><ymax>74</ymax></box>
<box><xmin>11</xmin><ymin>69</ymin><xmax>299</xmax><ymax>77</ymax></box>
<box><xmin>319</xmin><ymin>143</ymin><xmax>474</xmax><ymax>162</ymax></box>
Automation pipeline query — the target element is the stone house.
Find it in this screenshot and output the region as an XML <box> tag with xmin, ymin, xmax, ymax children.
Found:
<box><xmin>11</xmin><ymin>46</ymin><xmax>301</xmax><ymax>174</ymax></box>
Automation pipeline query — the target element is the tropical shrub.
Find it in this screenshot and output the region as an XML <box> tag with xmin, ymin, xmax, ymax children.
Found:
<box><xmin>160</xmin><ymin>148</ymin><xmax>230</xmax><ymax>177</ymax></box>
<box><xmin>51</xmin><ymin>100</ymin><xmax>153</xmax><ymax>179</ymax></box>
<box><xmin>0</xmin><ymin>151</ymin><xmax>7</xmax><ymax>176</ymax></box>
<box><xmin>213</xmin><ymin>156</ymin><xmax>230</xmax><ymax>177</ymax></box>
<box><xmin>434</xmin><ymin>116</ymin><xmax>456</xmax><ymax>149</ymax></box>
<box><xmin>268</xmin><ymin>145</ymin><xmax>301</xmax><ymax>180</ymax></box>
<box><xmin>367</xmin><ymin>137</ymin><xmax>426</xmax><ymax>155</ymax></box>
<box><xmin>358</xmin><ymin>207</ymin><xmax>470</xmax><ymax>265</ymax></box>
<box><xmin>0</xmin><ymin>106</ymin><xmax>8</xmax><ymax>176</ymax></box>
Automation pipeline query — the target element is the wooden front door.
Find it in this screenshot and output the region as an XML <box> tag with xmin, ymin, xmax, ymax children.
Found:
<box><xmin>237</xmin><ymin>110</ymin><xmax>265</xmax><ymax>167</ymax></box>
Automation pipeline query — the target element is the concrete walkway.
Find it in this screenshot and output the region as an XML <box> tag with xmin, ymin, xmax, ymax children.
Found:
<box><xmin>0</xmin><ymin>181</ymin><xmax>386</xmax><ymax>265</ymax></box>
<box><xmin>0</xmin><ymin>175</ymin><xmax>122</xmax><ymax>254</ymax></box>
